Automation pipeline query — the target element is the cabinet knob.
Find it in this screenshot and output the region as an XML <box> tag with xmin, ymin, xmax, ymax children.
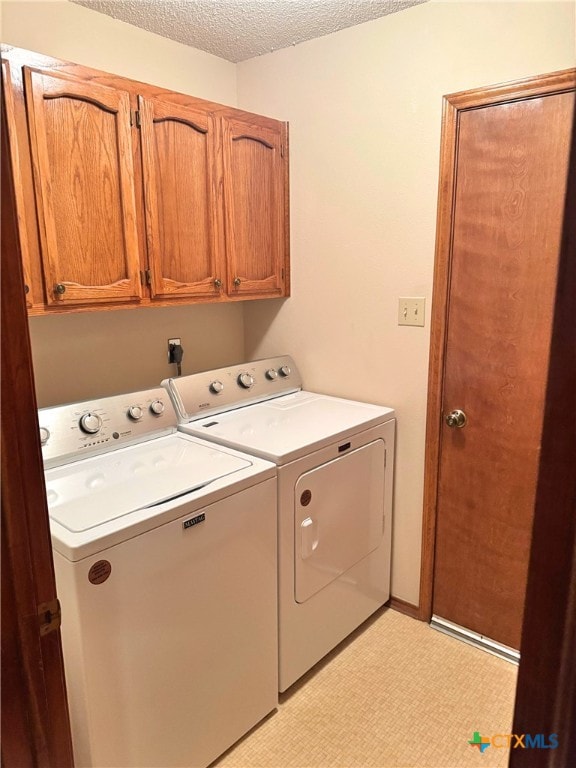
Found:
<box><xmin>24</xmin><ymin>284</ymin><xmax>30</xmax><ymax>294</ymax></box>
<box><xmin>54</xmin><ymin>283</ymin><xmax>66</xmax><ymax>295</ymax></box>
<box><xmin>214</xmin><ymin>278</ymin><xmax>222</xmax><ymax>289</ymax></box>
<box><xmin>233</xmin><ymin>277</ymin><xmax>241</xmax><ymax>287</ymax></box>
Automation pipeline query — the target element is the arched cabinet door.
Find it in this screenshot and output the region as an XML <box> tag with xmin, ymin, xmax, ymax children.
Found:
<box><xmin>221</xmin><ymin>115</ymin><xmax>289</xmax><ymax>299</ymax></box>
<box><xmin>24</xmin><ymin>68</ymin><xmax>142</xmax><ymax>306</ymax></box>
<box><xmin>139</xmin><ymin>96</ymin><xmax>225</xmax><ymax>300</ymax></box>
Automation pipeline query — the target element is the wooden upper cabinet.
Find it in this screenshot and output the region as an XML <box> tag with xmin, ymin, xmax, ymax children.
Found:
<box><xmin>139</xmin><ymin>96</ymin><xmax>224</xmax><ymax>300</ymax></box>
<box><xmin>2</xmin><ymin>47</ymin><xmax>289</xmax><ymax>313</ymax></box>
<box><xmin>221</xmin><ymin>115</ymin><xmax>288</xmax><ymax>299</ymax></box>
<box><xmin>23</xmin><ymin>67</ymin><xmax>142</xmax><ymax>306</ymax></box>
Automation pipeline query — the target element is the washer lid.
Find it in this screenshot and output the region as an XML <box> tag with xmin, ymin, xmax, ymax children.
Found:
<box><xmin>46</xmin><ymin>434</ymin><xmax>252</xmax><ymax>532</ymax></box>
<box><xmin>185</xmin><ymin>391</ymin><xmax>395</xmax><ymax>464</ymax></box>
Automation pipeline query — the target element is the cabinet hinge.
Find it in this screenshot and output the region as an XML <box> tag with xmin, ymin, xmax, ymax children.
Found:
<box><xmin>280</xmin><ymin>143</ymin><xmax>285</xmax><ymax>158</ymax></box>
<box><xmin>38</xmin><ymin>598</ymin><xmax>61</xmax><ymax>636</ymax></box>
<box><xmin>131</xmin><ymin>110</ymin><xmax>141</xmax><ymax>128</ymax></box>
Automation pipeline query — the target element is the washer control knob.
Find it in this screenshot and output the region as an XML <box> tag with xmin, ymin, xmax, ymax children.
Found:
<box><xmin>209</xmin><ymin>380</ymin><xmax>224</xmax><ymax>394</ymax></box>
<box><xmin>279</xmin><ymin>365</ymin><xmax>292</xmax><ymax>378</ymax></box>
<box><xmin>238</xmin><ymin>372</ymin><xmax>255</xmax><ymax>389</ymax></box>
<box><xmin>265</xmin><ymin>369</ymin><xmax>278</xmax><ymax>380</ymax></box>
<box><xmin>79</xmin><ymin>412</ymin><xmax>102</xmax><ymax>434</ymax></box>
<box><xmin>128</xmin><ymin>405</ymin><xmax>143</xmax><ymax>421</ymax></box>
<box><xmin>39</xmin><ymin>427</ymin><xmax>50</xmax><ymax>446</ymax></box>
<box><xmin>150</xmin><ymin>399</ymin><xmax>165</xmax><ymax>416</ymax></box>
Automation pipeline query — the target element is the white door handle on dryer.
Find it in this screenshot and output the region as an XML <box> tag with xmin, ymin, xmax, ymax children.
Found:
<box><xmin>301</xmin><ymin>517</ymin><xmax>319</xmax><ymax>559</ymax></box>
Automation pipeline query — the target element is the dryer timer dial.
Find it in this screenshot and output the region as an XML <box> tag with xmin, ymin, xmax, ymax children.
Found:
<box><xmin>150</xmin><ymin>399</ymin><xmax>165</xmax><ymax>415</ymax></box>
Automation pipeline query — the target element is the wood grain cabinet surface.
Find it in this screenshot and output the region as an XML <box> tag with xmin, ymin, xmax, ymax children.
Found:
<box><xmin>139</xmin><ymin>95</ymin><xmax>225</xmax><ymax>301</ymax></box>
<box><xmin>1</xmin><ymin>46</ymin><xmax>290</xmax><ymax>314</ymax></box>
<box><xmin>24</xmin><ymin>67</ymin><xmax>142</xmax><ymax>307</ymax></box>
<box><xmin>222</xmin><ymin>115</ymin><xmax>288</xmax><ymax>299</ymax></box>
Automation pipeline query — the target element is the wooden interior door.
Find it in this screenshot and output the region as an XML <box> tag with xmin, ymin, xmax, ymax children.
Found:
<box><xmin>139</xmin><ymin>95</ymin><xmax>225</xmax><ymax>300</ymax></box>
<box><xmin>429</xmin><ymin>73</ymin><xmax>575</xmax><ymax>651</ymax></box>
<box><xmin>24</xmin><ymin>67</ymin><xmax>142</xmax><ymax>306</ymax></box>
<box><xmin>221</xmin><ymin>115</ymin><xmax>287</xmax><ymax>298</ymax></box>
<box><xmin>2</xmin><ymin>76</ymin><xmax>74</xmax><ymax>768</ymax></box>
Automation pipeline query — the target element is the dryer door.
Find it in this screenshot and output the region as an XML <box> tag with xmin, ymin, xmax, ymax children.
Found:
<box><xmin>294</xmin><ymin>439</ymin><xmax>386</xmax><ymax>603</ymax></box>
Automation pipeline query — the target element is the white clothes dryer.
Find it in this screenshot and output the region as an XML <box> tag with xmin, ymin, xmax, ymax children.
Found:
<box><xmin>39</xmin><ymin>388</ymin><xmax>277</xmax><ymax>768</ymax></box>
<box><xmin>163</xmin><ymin>356</ymin><xmax>395</xmax><ymax>692</ymax></box>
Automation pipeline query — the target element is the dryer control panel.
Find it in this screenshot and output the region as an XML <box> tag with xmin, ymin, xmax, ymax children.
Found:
<box><xmin>38</xmin><ymin>388</ymin><xmax>177</xmax><ymax>468</ymax></box>
<box><xmin>163</xmin><ymin>355</ymin><xmax>302</xmax><ymax>422</ymax></box>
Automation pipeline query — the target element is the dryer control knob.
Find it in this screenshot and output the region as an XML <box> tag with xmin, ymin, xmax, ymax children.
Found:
<box><xmin>279</xmin><ymin>365</ymin><xmax>291</xmax><ymax>378</ymax></box>
<box><xmin>79</xmin><ymin>412</ymin><xmax>102</xmax><ymax>434</ymax></box>
<box><xmin>238</xmin><ymin>372</ymin><xmax>255</xmax><ymax>389</ymax></box>
<box><xmin>210</xmin><ymin>380</ymin><xmax>224</xmax><ymax>394</ymax></box>
<box><xmin>265</xmin><ymin>369</ymin><xmax>278</xmax><ymax>380</ymax></box>
<box><xmin>128</xmin><ymin>405</ymin><xmax>143</xmax><ymax>421</ymax></box>
<box><xmin>150</xmin><ymin>399</ymin><xmax>165</xmax><ymax>416</ymax></box>
<box><xmin>39</xmin><ymin>427</ymin><xmax>50</xmax><ymax>446</ymax></box>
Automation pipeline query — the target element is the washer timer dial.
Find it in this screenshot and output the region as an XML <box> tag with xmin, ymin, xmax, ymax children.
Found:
<box><xmin>210</xmin><ymin>380</ymin><xmax>224</xmax><ymax>394</ymax></box>
<box><xmin>79</xmin><ymin>412</ymin><xmax>102</xmax><ymax>434</ymax></box>
<box><xmin>237</xmin><ymin>372</ymin><xmax>255</xmax><ymax>389</ymax></box>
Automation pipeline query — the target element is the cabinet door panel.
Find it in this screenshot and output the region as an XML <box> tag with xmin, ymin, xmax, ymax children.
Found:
<box><xmin>140</xmin><ymin>97</ymin><xmax>224</xmax><ymax>299</ymax></box>
<box><xmin>222</xmin><ymin>117</ymin><xmax>287</xmax><ymax>298</ymax></box>
<box><xmin>24</xmin><ymin>68</ymin><xmax>141</xmax><ymax>306</ymax></box>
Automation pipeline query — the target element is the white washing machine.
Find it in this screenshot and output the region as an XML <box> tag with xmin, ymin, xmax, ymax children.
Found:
<box><xmin>163</xmin><ymin>356</ymin><xmax>395</xmax><ymax>692</ymax></box>
<box><xmin>39</xmin><ymin>387</ymin><xmax>278</xmax><ymax>768</ymax></box>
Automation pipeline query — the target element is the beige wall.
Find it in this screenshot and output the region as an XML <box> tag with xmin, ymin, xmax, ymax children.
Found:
<box><xmin>1</xmin><ymin>0</ymin><xmax>244</xmax><ymax>406</ymax></box>
<box><xmin>237</xmin><ymin>1</ymin><xmax>576</xmax><ymax>604</ymax></box>
<box><xmin>1</xmin><ymin>0</ymin><xmax>237</xmax><ymax>102</ymax></box>
<box><xmin>29</xmin><ymin>306</ymin><xmax>245</xmax><ymax>406</ymax></box>
<box><xmin>3</xmin><ymin>0</ymin><xmax>574</xmax><ymax>603</ymax></box>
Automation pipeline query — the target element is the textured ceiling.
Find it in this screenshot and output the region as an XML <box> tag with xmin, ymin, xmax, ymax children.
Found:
<box><xmin>70</xmin><ymin>0</ymin><xmax>428</xmax><ymax>63</ymax></box>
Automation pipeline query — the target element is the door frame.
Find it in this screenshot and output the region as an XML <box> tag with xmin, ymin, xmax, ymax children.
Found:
<box><xmin>510</xmin><ymin>94</ymin><xmax>576</xmax><ymax>767</ymax></box>
<box><xmin>1</xmin><ymin>74</ymin><xmax>74</xmax><ymax>767</ymax></box>
<box><xmin>418</xmin><ymin>68</ymin><xmax>576</xmax><ymax>623</ymax></box>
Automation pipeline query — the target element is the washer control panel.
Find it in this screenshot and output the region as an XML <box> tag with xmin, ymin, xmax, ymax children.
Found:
<box><xmin>38</xmin><ymin>388</ymin><xmax>177</xmax><ymax>468</ymax></box>
<box><xmin>163</xmin><ymin>355</ymin><xmax>302</xmax><ymax>422</ymax></box>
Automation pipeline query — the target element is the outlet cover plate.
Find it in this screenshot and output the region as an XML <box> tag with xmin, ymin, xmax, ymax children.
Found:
<box><xmin>168</xmin><ymin>338</ymin><xmax>181</xmax><ymax>362</ymax></box>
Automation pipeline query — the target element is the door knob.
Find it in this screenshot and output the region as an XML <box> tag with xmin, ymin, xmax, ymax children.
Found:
<box><xmin>445</xmin><ymin>409</ymin><xmax>467</xmax><ymax>428</ymax></box>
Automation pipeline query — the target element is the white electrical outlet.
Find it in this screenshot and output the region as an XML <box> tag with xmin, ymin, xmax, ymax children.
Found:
<box><xmin>398</xmin><ymin>298</ymin><xmax>425</xmax><ymax>327</ymax></box>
